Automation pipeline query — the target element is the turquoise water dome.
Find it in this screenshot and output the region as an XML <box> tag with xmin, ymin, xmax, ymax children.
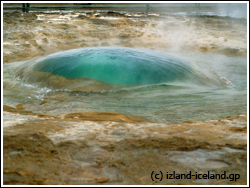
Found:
<box><xmin>33</xmin><ymin>47</ymin><xmax>223</xmax><ymax>86</ymax></box>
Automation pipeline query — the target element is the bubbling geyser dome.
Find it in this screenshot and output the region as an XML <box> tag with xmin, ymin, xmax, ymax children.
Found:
<box><xmin>16</xmin><ymin>47</ymin><xmax>225</xmax><ymax>88</ymax></box>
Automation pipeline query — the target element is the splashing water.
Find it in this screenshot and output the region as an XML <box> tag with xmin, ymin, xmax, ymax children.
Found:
<box><xmin>15</xmin><ymin>47</ymin><xmax>225</xmax><ymax>89</ymax></box>
<box><xmin>3</xmin><ymin>47</ymin><xmax>247</xmax><ymax>123</ymax></box>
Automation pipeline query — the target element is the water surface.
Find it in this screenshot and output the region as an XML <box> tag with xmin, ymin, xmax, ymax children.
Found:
<box><xmin>3</xmin><ymin>47</ymin><xmax>247</xmax><ymax>123</ymax></box>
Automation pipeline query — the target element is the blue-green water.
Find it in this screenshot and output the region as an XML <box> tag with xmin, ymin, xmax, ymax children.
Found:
<box><xmin>32</xmin><ymin>47</ymin><xmax>224</xmax><ymax>87</ymax></box>
<box><xmin>3</xmin><ymin>47</ymin><xmax>247</xmax><ymax>123</ymax></box>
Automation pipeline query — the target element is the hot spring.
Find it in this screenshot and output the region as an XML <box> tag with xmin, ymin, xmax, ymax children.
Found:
<box><xmin>3</xmin><ymin>47</ymin><xmax>247</xmax><ymax>123</ymax></box>
<box><xmin>27</xmin><ymin>47</ymin><xmax>224</xmax><ymax>87</ymax></box>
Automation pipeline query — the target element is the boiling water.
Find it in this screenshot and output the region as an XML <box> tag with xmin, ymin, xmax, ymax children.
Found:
<box><xmin>3</xmin><ymin>47</ymin><xmax>247</xmax><ymax>123</ymax></box>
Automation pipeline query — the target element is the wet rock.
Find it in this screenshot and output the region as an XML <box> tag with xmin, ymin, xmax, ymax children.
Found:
<box><xmin>64</xmin><ymin>111</ymin><xmax>147</xmax><ymax>123</ymax></box>
<box><xmin>3</xmin><ymin>110</ymin><xmax>247</xmax><ymax>185</ymax></box>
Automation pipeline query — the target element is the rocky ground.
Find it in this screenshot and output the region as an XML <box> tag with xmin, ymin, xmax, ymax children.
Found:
<box><xmin>2</xmin><ymin>9</ymin><xmax>248</xmax><ymax>185</ymax></box>
<box><xmin>3</xmin><ymin>10</ymin><xmax>247</xmax><ymax>63</ymax></box>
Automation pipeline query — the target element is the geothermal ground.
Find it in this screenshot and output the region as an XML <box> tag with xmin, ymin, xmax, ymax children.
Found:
<box><xmin>2</xmin><ymin>8</ymin><xmax>248</xmax><ymax>185</ymax></box>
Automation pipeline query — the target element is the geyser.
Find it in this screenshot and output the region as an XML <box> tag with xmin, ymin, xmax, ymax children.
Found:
<box><xmin>19</xmin><ymin>47</ymin><xmax>225</xmax><ymax>87</ymax></box>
